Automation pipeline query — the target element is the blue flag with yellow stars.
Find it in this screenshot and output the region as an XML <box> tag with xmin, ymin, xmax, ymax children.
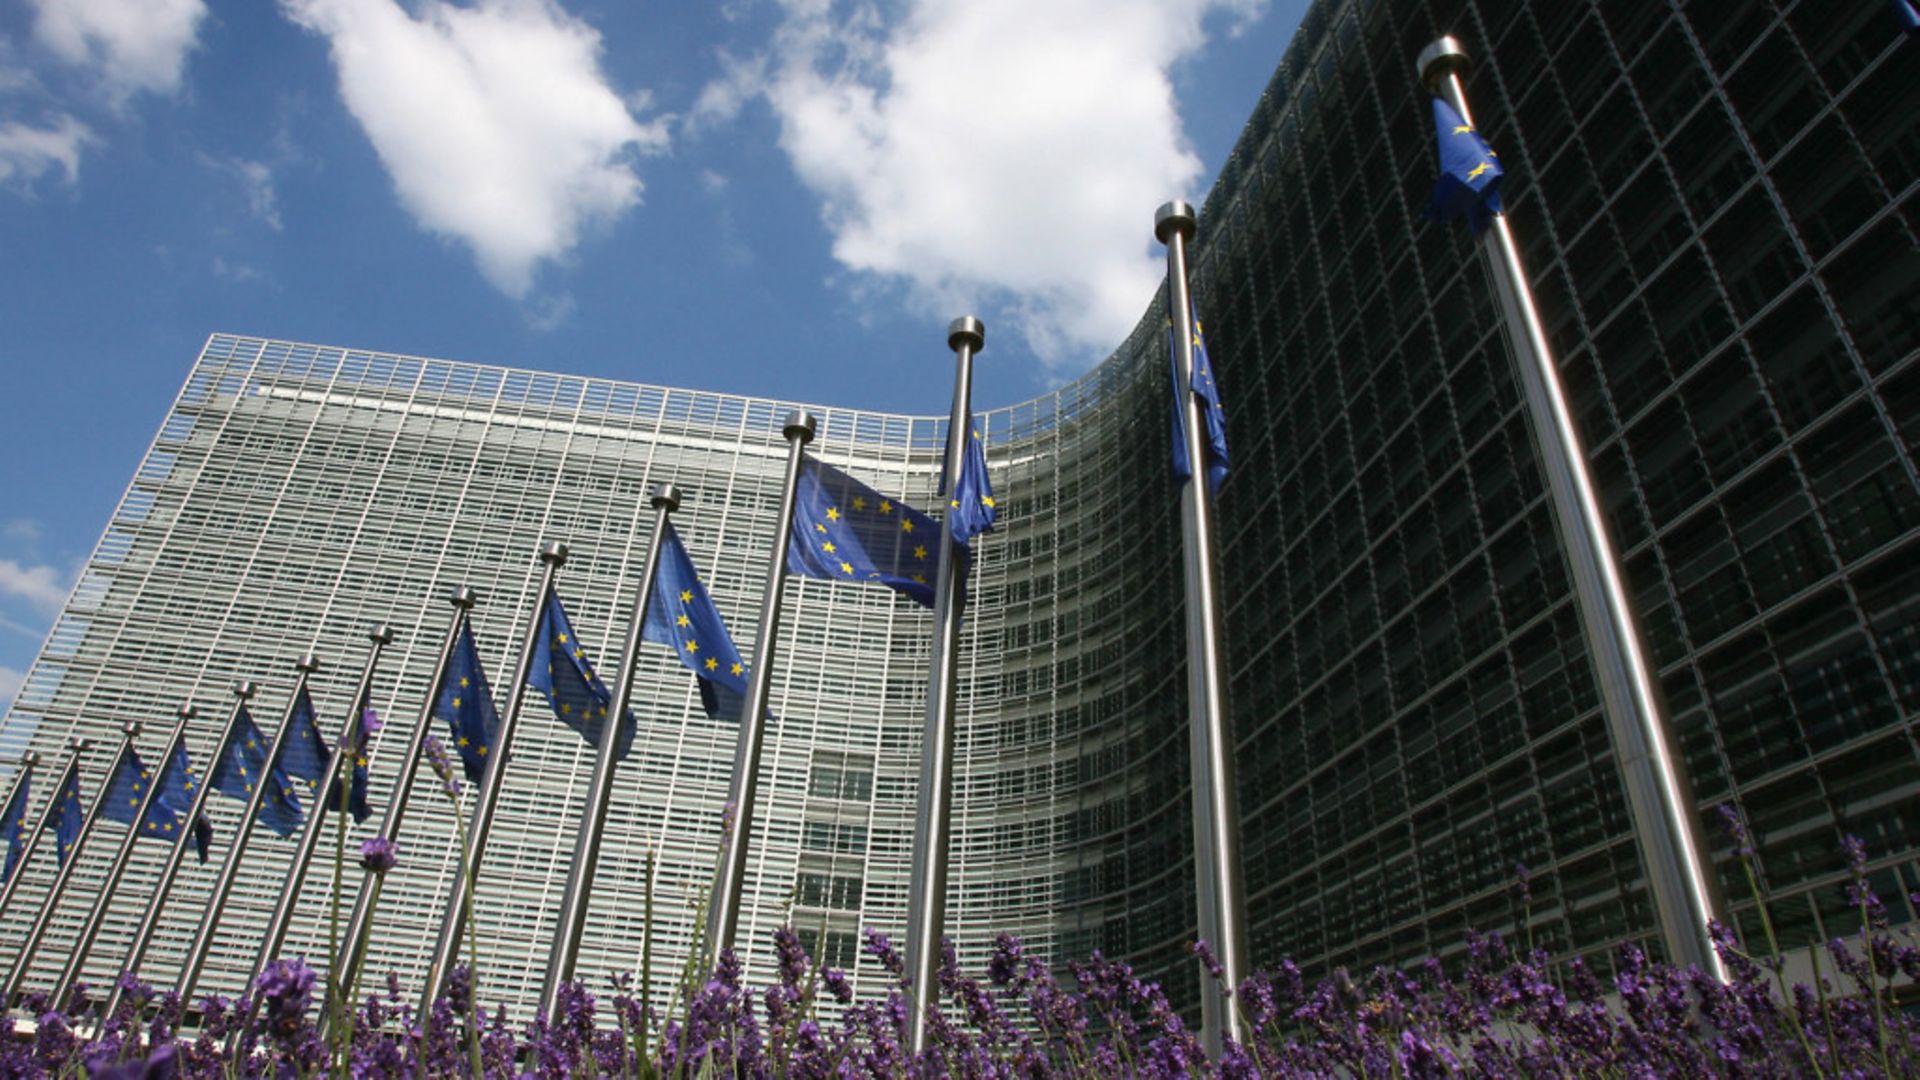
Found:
<box><xmin>337</xmin><ymin>709</ymin><xmax>375</xmax><ymax>824</ymax></box>
<box><xmin>435</xmin><ymin>617</ymin><xmax>501</xmax><ymax>784</ymax></box>
<box><xmin>280</xmin><ymin>684</ymin><xmax>329</xmax><ymax>791</ymax></box>
<box><xmin>104</xmin><ymin>748</ymin><xmax>197</xmax><ymax>853</ymax></box>
<box><xmin>210</xmin><ymin>704</ymin><xmax>304</xmax><ymax>838</ymax></box>
<box><xmin>2</xmin><ymin>770</ymin><xmax>30</xmax><ymax>883</ymax></box>
<box><xmin>530</xmin><ymin>592</ymin><xmax>637</xmax><ymax>761</ymax></box>
<box><xmin>786</xmin><ymin>459</ymin><xmax>938</xmax><ymax>607</ymax></box>
<box><xmin>52</xmin><ymin>767</ymin><xmax>83</xmax><ymax>868</ymax></box>
<box><xmin>642</xmin><ymin>521</ymin><xmax>750</xmax><ymax>722</ymax></box>
<box><xmin>1169</xmin><ymin>304</ymin><xmax>1231</xmax><ymax>494</ymax></box>
<box><xmin>1426</xmin><ymin>97</ymin><xmax>1503</xmax><ymax>235</ymax></box>
<box><xmin>947</xmin><ymin>425</ymin><xmax>997</xmax><ymax>549</ymax></box>
<box><xmin>158</xmin><ymin>741</ymin><xmax>214</xmax><ymax>862</ymax></box>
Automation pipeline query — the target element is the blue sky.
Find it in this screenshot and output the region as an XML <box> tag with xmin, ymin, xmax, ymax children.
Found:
<box><xmin>0</xmin><ymin>0</ymin><xmax>1307</xmax><ymax>711</ymax></box>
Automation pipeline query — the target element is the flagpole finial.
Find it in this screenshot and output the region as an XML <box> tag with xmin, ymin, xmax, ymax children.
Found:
<box><xmin>947</xmin><ymin>316</ymin><xmax>984</xmax><ymax>354</ymax></box>
<box><xmin>450</xmin><ymin>585</ymin><xmax>479</xmax><ymax>609</ymax></box>
<box><xmin>124</xmin><ymin>721</ymin><xmax>144</xmax><ymax>739</ymax></box>
<box><xmin>1418</xmin><ymin>36</ymin><xmax>1470</xmax><ymax>93</ymax></box>
<box><xmin>233</xmin><ymin>680</ymin><xmax>257</xmax><ymax>699</ymax></box>
<box><xmin>783</xmin><ymin>410</ymin><xmax>818</xmax><ymax>444</ymax></box>
<box><xmin>172</xmin><ymin>706</ymin><xmax>194</xmax><ymax>724</ymax></box>
<box><xmin>20</xmin><ymin>750</ymin><xmax>38</xmax><ymax>768</ymax></box>
<box><xmin>652</xmin><ymin>483</ymin><xmax>683</xmax><ymax>513</ymax></box>
<box><xmin>368</xmin><ymin>623</ymin><xmax>397</xmax><ymax>646</ymax></box>
<box><xmin>295</xmin><ymin>653</ymin><xmax>322</xmax><ymax>674</ymax></box>
<box><xmin>69</xmin><ymin>736</ymin><xmax>90</xmax><ymax>753</ymax></box>
<box><xmin>540</xmin><ymin>541</ymin><xmax>571</xmax><ymax>567</ymax></box>
<box><xmin>1154</xmin><ymin>201</ymin><xmax>1197</xmax><ymax>244</ymax></box>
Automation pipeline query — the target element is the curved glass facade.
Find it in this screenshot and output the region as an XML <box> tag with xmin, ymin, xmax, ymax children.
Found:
<box><xmin>2</xmin><ymin>0</ymin><xmax>1916</xmax><ymax>1021</ymax></box>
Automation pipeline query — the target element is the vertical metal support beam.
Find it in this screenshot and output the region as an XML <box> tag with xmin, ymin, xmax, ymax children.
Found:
<box><xmin>240</xmin><ymin>627</ymin><xmax>394</xmax><ymax>1007</ymax></box>
<box><xmin>176</xmin><ymin>654</ymin><xmax>323</xmax><ymax>1005</ymax></box>
<box><xmin>1418</xmin><ymin>36</ymin><xmax>1725</xmax><ymax>980</ymax></box>
<box><xmin>54</xmin><ymin>706</ymin><xmax>200</xmax><ymax>1007</ymax></box>
<box><xmin>904</xmin><ymin>316</ymin><xmax>983</xmax><ymax>1053</ymax></box>
<box><xmin>420</xmin><ymin>544</ymin><xmax>568</xmax><ymax>1012</ymax></box>
<box><xmin>106</xmin><ymin>681</ymin><xmax>257</xmax><ymax>1019</ymax></box>
<box><xmin>1157</xmin><ymin>200</ymin><xmax>1252</xmax><ymax>1056</ymax></box>
<box><xmin>3</xmin><ymin>732</ymin><xmax>124</xmax><ymax>1008</ymax></box>
<box><xmin>704</xmin><ymin>411</ymin><xmax>816</xmax><ymax>968</ymax></box>
<box><xmin>326</xmin><ymin>588</ymin><xmax>475</xmax><ymax>1036</ymax></box>
<box><xmin>542</xmin><ymin>485</ymin><xmax>681</xmax><ymax>1015</ymax></box>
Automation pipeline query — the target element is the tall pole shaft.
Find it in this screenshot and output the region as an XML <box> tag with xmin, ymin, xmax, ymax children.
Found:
<box><xmin>0</xmin><ymin>752</ymin><xmax>40</xmax><ymax>894</ymax></box>
<box><xmin>542</xmin><ymin>487</ymin><xmax>680</xmax><ymax>1015</ymax></box>
<box><xmin>325</xmin><ymin>591</ymin><xmax>474</xmax><ymax>1038</ymax></box>
<box><xmin>703</xmin><ymin>410</ymin><xmax>817</xmax><ymax>968</ymax></box>
<box><xmin>904</xmin><ymin>316</ymin><xmax>983</xmax><ymax>1053</ymax></box>
<box><xmin>1419</xmin><ymin>37</ymin><xmax>1724</xmax><ymax>980</ymax></box>
<box><xmin>0</xmin><ymin>749</ymin><xmax>65</xmax><ymax>924</ymax></box>
<box><xmin>420</xmin><ymin>544</ymin><xmax>568</xmax><ymax>1012</ymax></box>
<box><xmin>54</xmin><ymin>708</ymin><xmax>199</xmax><ymax>1007</ymax></box>
<box><xmin>3</xmin><ymin>735</ymin><xmax>120</xmax><ymax>1008</ymax></box>
<box><xmin>106</xmin><ymin>682</ymin><xmax>258</xmax><ymax>1019</ymax></box>
<box><xmin>175</xmin><ymin>654</ymin><xmax>324</xmax><ymax>1006</ymax></box>
<box><xmin>1157</xmin><ymin>200</ymin><xmax>1251</xmax><ymax>1056</ymax></box>
<box><xmin>242</xmin><ymin>630</ymin><xmax>393</xmax><ymax>998</ymax></box>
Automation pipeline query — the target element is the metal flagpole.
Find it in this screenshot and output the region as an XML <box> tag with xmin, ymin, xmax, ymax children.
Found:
<box><xmin>1157</xmin><ymin>200</ymin><xmax>1252</xmax><ymax>1056</ymax></box>
<box><xmin>2</xmin><ymin>732</ymin><xmax>117</xmax><ymax>1009</ymax></box>
<box><xmin>0</xmin><ymin>751</ymin><xmax>38</xmax><ymax>882</ymax></box>
<box><xmin>0</xmin><ymin>748</ymin><xmax>65</xmax><ymax>924</ymax></box>
<box><xmin>420</xmin><ymin>543</ymin><xmax>568</xmax><ymax>1012</ymax></box>
<box><xmin>903</xmin><ymin>317</ymin><xmax>983</xmax><ymax>1053</ymax></box>
<box><xmin>235</xmin><ymin>625</ymin><xmax>394</xmax><ymax>1029</ymax></box>
<box><xmin>703</xmin><ymin>410</ymin><xmax>816</xmax><ymax>969</ymax></box>
<box><xmin>324</xmin><ymin>588</ymin><xmax>475</xmax><ymax>1039</ymax></box>
<box><xmin>542</xmin><ymin>486</ymin><xmax>680</xmax><ymax>1015</ymax></box>
<box><xmin>104</xmin><ymin>681</ymin><xmax>256</xmax><ymax>1019</ymax></box>
<box><xmin>53</xmin><ymin>705</ymin><xmax>200</xmax><ymax>1008</ymax></box>
<box><xmin>175</xmin><ymin>653</ymin><xmax>323</xmax><ymax>1006</ymax></box>
<box><xmin>1418</xmin><ymin>36</ymin><xmax>1725</xmax><ymax>979</ymax></box>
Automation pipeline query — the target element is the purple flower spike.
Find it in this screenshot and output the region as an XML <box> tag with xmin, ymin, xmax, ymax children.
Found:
<box><xmin>359</xmin><ymin>835</ymin><xmax>399</xmax><ymax>872</ymax></box>
<box><xmin>1717</xmin><ymin>803</ymin><xmax>1754</xmax><ymax>858</ymax></box>
<box><xmin>1193</xmin><ymin>940</ymin><xmax>1225</xmax><ymax>981</ymax></box>
<box><xmin>422</xmin><ymin>734</ymin><xmax>462</xmax><ymax>798</ymax></box>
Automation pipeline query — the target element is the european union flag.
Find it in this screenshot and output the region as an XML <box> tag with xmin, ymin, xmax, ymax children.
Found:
<box><xmin>786</xmin><ymin>459</ymin><xmax>938</xmax><ymax>608</ymax></box>
<box><xmin>104</xmin><ymin>749</ymin><xmax>198</xmax><ymax>854</ymax></box>
<box><xmin>946</xmin><ymin>425</ymin><xmax>997</xmax><ymax>549</ymax></box>
<box><xmin>158</xmin><ymin>741</ymin><xmax>214</xmax><ymax>863</ymax></box>
<box><xmin>1169</xmin><ymin>305</ymin><xmax>1231</xmax><ymax>494</ymax></box>
<box><xmin>435</xmin><ymin>618</ymin><xmax>501</xmax><ymax>784</ymax></box>
<box><xmin>52</xmin><ymin>767</ymin><xmax>82</xmax><ymax>868</ymax></box>
<box><xmin>642</xmin><ymin>521</ymin><xmax>750</xmax><ymax>721</ymax></box>
<box><xmin>210</xmin><ymin>704</ymin><xmax>303</xmax><ymax>838</ymax></box>
<box><xmin>530</xmin><ymin>592</ymin><xmax>637</xmax><ymax>761</ymax></box>
<box><xmin>280</xmin><ymin>687</ymin><xmax>371</xmax><ymax>824</ymax></box>
<box><xmin>340</xmin><ymin>709</ymin><xmax>374</xmax><ymax>824</ymax></box>
<box><xmin>2</xmin><ymin>770</ymin><xmax>30</xmax><ymax>883</ymax></box>
<box><xmin>1426</xmin><ymin>96</ymin><xmax>1504</xmax><ymax>235</ymax></box>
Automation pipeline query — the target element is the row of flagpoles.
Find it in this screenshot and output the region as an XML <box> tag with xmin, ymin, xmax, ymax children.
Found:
<box><xmin>0</xmin><ymin>39</ymin><xmax>1724</xmax><ymax>1054</ymax></box>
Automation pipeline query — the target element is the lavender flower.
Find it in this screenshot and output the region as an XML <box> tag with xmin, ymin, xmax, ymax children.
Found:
<box><xmin>359</xmin><ymin>835</ymin><xmax>399</xmax><ymax>872</ymax></box>
<box><xmin>1717</xmin><ymin>802</ymin><xmax>1754</xmax><ymax>858</ymax></box>
<box><xmin>422</xmin><ymin>734</ymin><xmax>461</xmax><ymax>798</ymax></box>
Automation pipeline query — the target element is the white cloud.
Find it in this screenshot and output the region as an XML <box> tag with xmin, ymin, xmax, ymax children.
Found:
<box><xmin>30</xmin><ymin>0</ymin><xmax>208</xmax><ymax>103</ymax></box>
<box><xmin>282</xmin><ymin>0</ymin><xmax>668</xmax><ymax>298</ymax></box>
<box><xmin>0</xmin><ymin>115</ymin><xmax>93</xmax><ymax>186</ymax></box>
<box><xmin>724</xmin><ymin>0</ymin><xmax>1263</xmax><ymax>370</ymax></box>
<box><xmin>0</xmin><ymin>559</ymin><xmax>67</xmax><ymax>614</ymax></box>
<box><xmin>0</xmin><ymin>666</ymin><xmax>23</xmax><ymax>714</ymax></box>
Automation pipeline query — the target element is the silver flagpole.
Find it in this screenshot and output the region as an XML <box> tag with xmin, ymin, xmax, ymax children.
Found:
<box><xmin>324</xmin><ymin>588</ymin><xmax>475</xmax><ymax>1040</ymax></box>
<box><xmin>53</xmin><ymin>706</ymin><xmax>200</xmax><ymax>1008</ymax></box>
<box><xmin>903</xmin><ymin>316</ymin><xmax>983</xmax><ymax>1053</ymax></box>
<box><xmin>1157</xmin><ymin>200</ymin><xmax>1252</xmax><ymax>1056</ymax></box>
<box><xmin>104</xmin><ymin>681</ymin><xmax>256</xmax><ymax>1020</ymax></box>
<box><xmin>419</xmin><ymin>544</ymin><xmax>568</xmax><ymax>1012</ymax></box>
<box><xmin>0</xmin><ymin>752</ymin><xmax>39</xmax><ymax>887</ymax></box>
<box><xmin>175</xmin><ymin>654</ymin><xmax>323</xmax><ymax>1007</ymax></box>
<box><xmin>703</xmin><ymin>410</ymin><xmax>816</xmax><ymax>968</ymax></box>
<box><xmin>1418</xmin><ymin>37</ymin><xmax>1725</xmax><ymax>979</ymax></box>
<box><xmin>233</xmin><ymin>625</ymin><xmax>394</xmax><ymax>1038</ymax></box>
<box><xmin>542</xmin><ymin>485</ymin><xmax>680</xmax><ymax>1015</ymax></box>
<box><xmin>0</xmin><ymin>749</ymin><xmax>60</xmax><ymax>924</ymax></box>
<box><xmin>3</xmin><ymin>733</ymin><xmax>115</xmax><ymax>1008</ymax></box>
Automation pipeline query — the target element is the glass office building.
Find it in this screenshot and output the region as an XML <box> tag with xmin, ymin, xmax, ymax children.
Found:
<box><xmin>2</xmin><ymin>0</ymin><xmax>1916</xmax><ymax>1018</ymax></box>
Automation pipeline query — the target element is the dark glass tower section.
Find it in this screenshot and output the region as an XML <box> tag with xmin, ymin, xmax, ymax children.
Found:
<box><xmin>1183</xmin><ymin>0</ymin><xmax>1919</xmax><ymax>984</ymax></box>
